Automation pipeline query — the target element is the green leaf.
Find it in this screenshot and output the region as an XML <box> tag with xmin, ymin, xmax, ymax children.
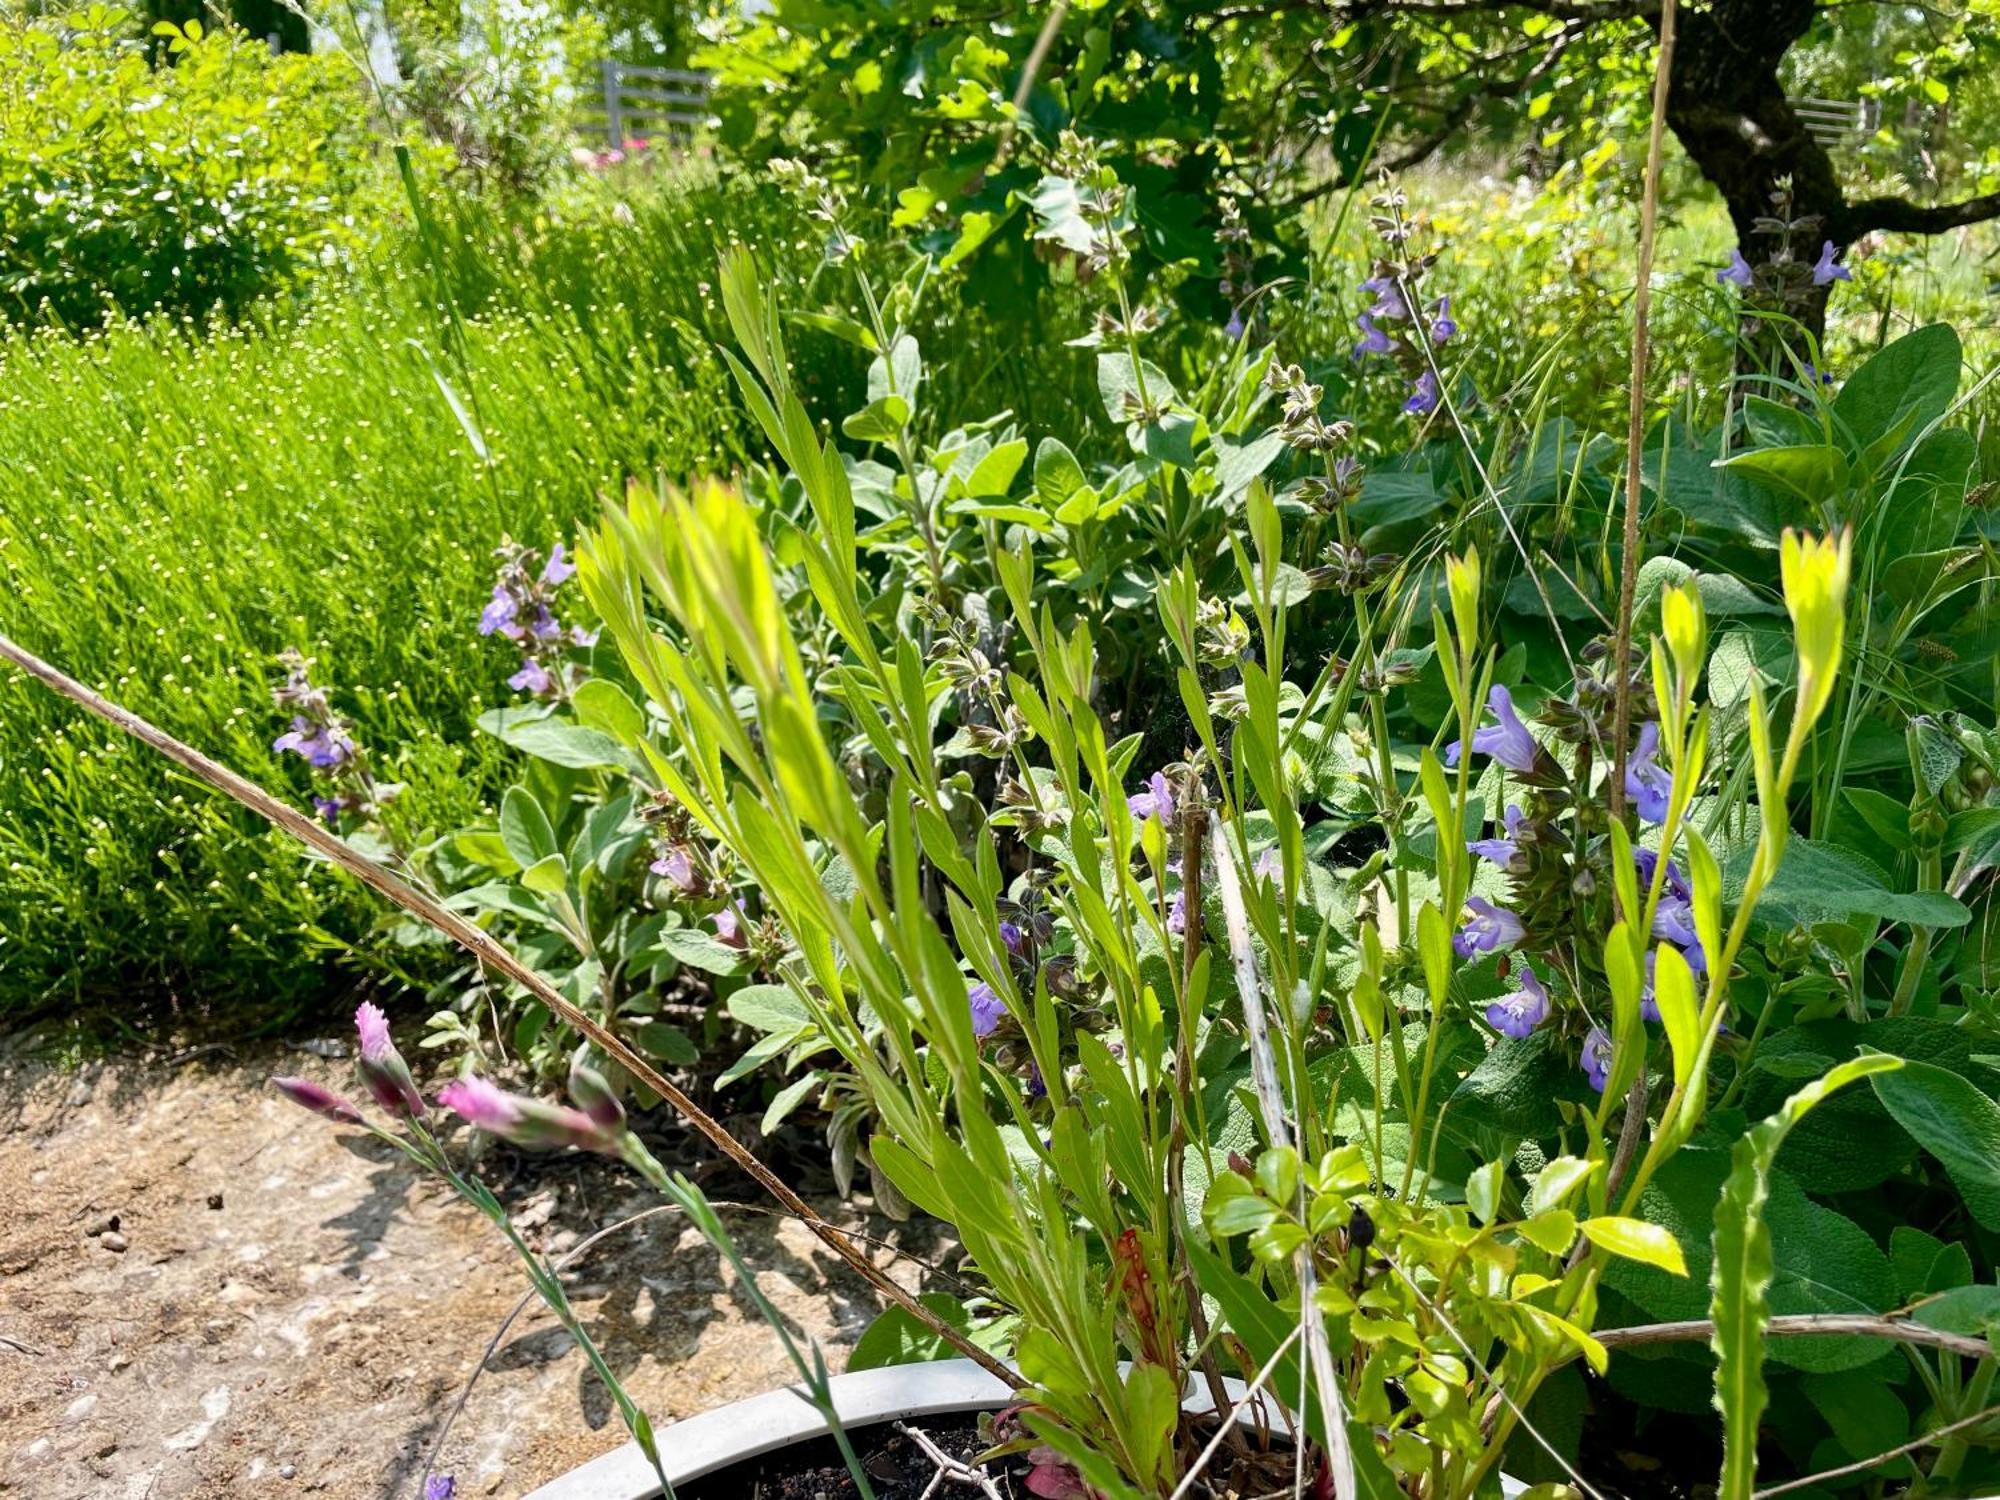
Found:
<box><xmin>1582</xmin><ymin>1216</ymin><xmax>1687</xmax><ymax>1276</ymax></box>
<box><xmin>842</xmin><ymin>394</ymin><xmax>910</xmax><ymax>443</ymax></box>
<box><xmin>1738</xmin><ymin>837</ymin><xmax>1971</xmax><ymax>929</ymax></box>
<box><xmin>1832</xmin><ymin>323</ymin><xmax>1961</xmax><ymax>453</ymax></box>
<box><xmin>847</xmin><ymin>1293</ymin><xmax>1006</xmax><ymax>1369</ymax></box>
<box><xmin>479</xmin><ymin>709</ymin><xmax>630</xmax><ymax>771</ymax></box>
<box><xmin>1096</xmin><ymin>350</ymin><xmax>1179</xmax><ymax>426</ymax></box>
<box><xmin>635</xmin><ymin>1021</ymin><xmax>699</xmax><ymax>1065</ymax></box>
<box><xmin>1870</xmin><ymin>1056</ymin><xmax>2000</xmax><ymax>1228</ymax></box>
<box><xmin>657</xmin><ymin>925</ymin><xmax>750</xmax><ymax>975</ymax></box>
<box><xmin>727</xmin><ymin>983</ymin><xmax>811</xmax><ymax>1034</ymax></box>
<box><xmin>1715</xmin><ymin>443</ymin><xmax>1849</xmax><ymax>505</ymax></box>
<box><xmin>1033</xmin><ymin>436</ymin><xmax>1088</xmax><ymax>511</ymax></box>
<box><xmin>499</xmin><ymin>786</ymin><xmax>559</xmax><ymax>867</ymax></box>
<box><xmin>571</xmin><ymin>679</ymin><xmax>646</xmax><ymax>744</ymax></box>
<box><xmin>518</xmin><ymin>852</ymin><xmax>568</xmax><ymax>894</ymax></box>
<box><xmin>760</xmin><ymin>1071</ymin><xmax>822</xmax><ymax>1134</ymax></box>
<box><xmin>1710</xmin><ymin>1055</ymin><xmax>1903</xmax><ymax>1500</ymax></box>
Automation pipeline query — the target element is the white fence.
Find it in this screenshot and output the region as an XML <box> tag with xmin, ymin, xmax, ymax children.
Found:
<box><xmin>1796</xmin><ymin>96</ymin><xmax>1882</xmax><ymax>149</ymax></box>
<box><xmin>584</xmin><ymin>61</ymin><xmax>711</xmax><ymax>150</ymax></box>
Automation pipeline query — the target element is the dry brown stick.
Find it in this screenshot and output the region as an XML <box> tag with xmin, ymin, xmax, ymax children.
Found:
<box><xmin>1751</xmin><ymin>1398</ymin><xmax>2000</xmax><ymax>1499</ymax></box>
<box><xmin>1606</xmin><ymin>0</ymin><xmax>1677</xmax><ymax>822</ymax></box>
<box><xmin>1597</xmin><ymin>1313</ymin><xmax>1992</xmax><ymax>1362</ymax></box>
<box><xmin>0</xmin><ymin>631</ymin><xmax>1022</xmax><ymax>1390</ymax></box>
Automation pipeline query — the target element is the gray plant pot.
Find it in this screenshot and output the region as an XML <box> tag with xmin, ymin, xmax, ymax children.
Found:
<box><xmin>522</xmin><ymin>1358</ymin><xmax>1528</xmax><ymax>1499</ymax></box>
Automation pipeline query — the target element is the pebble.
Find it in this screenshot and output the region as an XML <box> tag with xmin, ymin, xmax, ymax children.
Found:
<box><xmin>100</xmin><ymin>1231</ymin><xmax>129</xmax><ymax>1253</ymax></box>
<box><xmin>279</xmin><ymin>1462</ymin><xmax>297</xmax><ymax>1480</ymax></box>
<box><xmin>62</xmin><ymin>1392</ymin><xmax>98</xmax><ymax>1424</ymax></box>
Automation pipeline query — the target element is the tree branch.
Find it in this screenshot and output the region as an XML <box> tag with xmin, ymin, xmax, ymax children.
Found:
<box><xmin>1845</xmin><ymin>189</ymin><xmax>2000</xmax><ymax>238</ymax></box>
<box><xmin>1598</xmin><ymin>1313</ymin><xmax>1994</xmax><ymax>1362</ymax></box>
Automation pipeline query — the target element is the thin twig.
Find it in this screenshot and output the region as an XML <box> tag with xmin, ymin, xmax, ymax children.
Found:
<box><xmin>992</xmin><ymin>1</ymin><xmax>1070</xmax><ymax>169</ymax></box>
<box><xmin>894</xmin><ymin>1421</ymin><xmax>1006</xmax><ymax>1497</ymax></box>
<box><xmin>1607</xmin><ymin>0</ymin><xmax>1677</xmax><ymax>821</ymax></box>
<box><xmin>1597</xmin><ymin>1313</ymin><xmax>1994</xmax><ymax>1361</ymax></box>
<box><xmin>1752</xmin><ymin>1399</ymin><xmax>2000</xmax><ymax>1498</ymax></box>
<box><xmin>0</xmin><ymin>631</ymin><xmax>1021</xmax><ymax>1391</ymax></box>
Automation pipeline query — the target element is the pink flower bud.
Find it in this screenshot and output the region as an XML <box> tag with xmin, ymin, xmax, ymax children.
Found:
<box><xmin>567</xmin><ymin>1058</ymin><xmax>626</xmax><ymax>1133</ymax></box>
<box><xmin>271</xmin><ymin>1075</ymin><xmax>365</xmax><ymax>1125</ymax></box>
<box><xmin>437</xmin><ymin>1076</ymin><xmax>620</xmax><ymax>1154</ymax></box>
<box><xmin>354</xmin><ymin>1002</ymin><xmax>426</xmax><ymax>1119</ymax></box>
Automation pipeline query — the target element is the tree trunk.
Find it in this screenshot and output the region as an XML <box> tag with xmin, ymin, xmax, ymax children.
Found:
<box><xmin>1653</xmin><ymin>0</ymin><xmax>1844</xmax><ymax>356</ymax></box>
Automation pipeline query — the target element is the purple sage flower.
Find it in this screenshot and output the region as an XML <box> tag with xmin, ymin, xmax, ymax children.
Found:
<box><xmin>1363</xmin><ymin>273</ymin><xmax>1411</xmax><ymax>321</ymax></box>
<box><xmin>1428</xmin><ymin>296</ymin><xmax>1456</xmax><ymax>346</ymax></box>
<box><xmin>541</xmin><ymin>543</ymin><xmax>576</xmax><ymax>586</ymax></box>
<box><xmin>968</xmin><ymin>981</ymin><xmax>1006</xmax><ymax>1038</ymax></box>
<box><xmin>1128</xmin><ymin>771</ymin><xmax>1175</xmax><ymax>827</ymax></box>
<box><xmin>999</xmin><ymin>920</ymin><xmax>1027</xmax><ymax>958</ymax></box>
<box><xmin>714</xmin><ymin>902</ymin><xmax>747</xmax><ymax>948</ymax></box>
<box><xmin>1026</xmin><ymin>1061</ymin><xmax>1047</xmax><ymax>1100</ymax></box>
<box><xmin>273</xmin><ymin>718</ymin><xmax>354</xmax><ymax>770</ymax></box>
<box><xmin>355</xmin><ymin>1002</ymin><xmax>426</xmax><ymax>1119</ymax></box>
<box><xmin>1802</xmin><ymin>361</ymin><xmax>1834</xmax><ymax>387</ymax></box>
<box><xmin>1352</xmin><ymin>313</ymin><xmax>1395</xmax><ymax>359</ymax></box>
<box><xmin>270</xmin><ymin>1075</ymin><xmax>366</xmax><ymax>1125</ymax></box>
<box><xmin>1811</xmin><ymin>240</ymin><xmax>1851</xmax><ymax>286</ymax></box>
<box><xmin>1467</xmin><ymin>804</ymin><xmax>1527</xmax><ymax>868</ymax></box>
<box><xmin>425</xmin><ymin>1479</ymin><xmax>456</xmax><ymax>1500</ymax></box>
<box><xmin>1580</xmin><ymin>1026</ymin><xmax>1613</xmax><ymax>1093</ymax></box>
<box><xmin>1632</xmin><ymin>848</ymin><xmax>1691</xmax><ymax>903</ymax></box>
<box><xmin>1253</xmin><ymin>847</ymin><xmax>1282</xmax><ymax>882</ymax></box>
<box><xmin>1166</xmin><ymin>886</ymin><xmax>1188</xmax><ymax>936</ymax></box>
<box><xmin>1639</xmin><ymin>951</ymin><xmax>1660</xmax><ymax>1023</ymax></box>
<box><xmin>1445</xmin><ymin>685</ymin><xmax>1540</xmax><ymax>775</ymax></box>
<box><xmin>650</xmin><ymin>847</ymin><xmax>697</xmax><ymax>892</ymax></box>
<box><xmin>1485</xmin><ymin>961</ymin><xmax>1550</xmax><ymax>1039</ymax></box>
<box><xmin>1404</xmin><ymin>369</ymin><xmax>1440</xmax><ymax>416</ymax></box>
<box><xmin>478</xmin><ymin>585</ymin><xmax>521</xmax><ymax>638</ymax></box>
<box><xmin>1223</xmin><ymin>309</ymin><xmax>1246</xmax><ymax>341</ymax></box>
<box><xmin>508</xmin><ymin>658</ymin><xmax>554</xmax><ymax>696</ymax></box>
<box><xmin>1716</xmin><ymin>248</ymin><xmax>1755</xmax><ymax>288</ymax></box>
<box><xmin>313</xmin><ymin>795</ymin><xmax>343</xmax><ymax>829</ymax></box>
<box><xmin>1625</xmin><ymin>722</ymin><xmax>1673</xmax><ymax>823</ymax></box>
<box><xmin>1454</xmin><ymin>896</ymin><xmax>1525</xmax><ymax>959</ymax></box>
<box><xmin>1652</xmin><ymin>889</ymin><xmax>1699</xmax><ymax>950</ymax></box>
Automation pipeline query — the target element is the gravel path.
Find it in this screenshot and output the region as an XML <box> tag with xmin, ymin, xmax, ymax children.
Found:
<box><xmin>0</xmin><ymin>1043</ymin><xmax>934</xmax><ymax>1498</ymax></box>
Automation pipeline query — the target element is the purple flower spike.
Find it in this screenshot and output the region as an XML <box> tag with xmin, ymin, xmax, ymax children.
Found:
<box><xmin>271</xmin><ymin>1075</ymin><xmax>366</xmax><ymax>1125</ymax></box>
<box><xmin>1404</xmin><ymin>369</ymin><xmax>1440</xmax><ymax>416</ymax></box>
<box><xmin>1454</xmin><ymin>896</ymin><xmax>1525</xmax><ymax>959</ymax></box>
<box><xmin>1467</xmin><ymin>804</ymin><xmax>1527</xmax><ymax>868</ymax></box>
<box><xmin>1625</xmin><ymin>722</ymin><xmax>1673</xmax><ymax>823</ymax></box>
<box><xmin>1716</xmin><ymin>248</ymin><xmax>1755</xmax><ymax>288</ymax></box>
<box><xmin>1581</xmin><ymin>1026</ymin><xmax>1614</xmax><ymax>1093</ymax></box>
<box><xmin>968</xmin><ymin>981</ymin><xmax>1006</xmax><ymax>1039</ymax></box>
<box><xmin>355</xmin><ymin>1002</ymin><xmax>427</xmax><ymax>1120</ymax></box>
<box><xmin>1445</xmin><ymin>685</ymin><xmax>1540</xmax><ymax>774</ymax></box>
<box><xmin>541</xmin><ymin>542</ymin><xmax>576</xmax><ymax>586</ymax></box>
<box><xmin>1428</xmin><ymin>295</ymin><xmax>1457</xmax><ymax>346</ymax></box>
<box><xmin>1485</xmin><ymin>961</ymin><xmax>1550</xmax><ymax>1039</ymax></box>
<box><xmin>1352</xmin><ymin>313</ymin><xmax>1395</xmax><ymax>359</ymax></box>
<box><xmin>1811</xmin><ymin>240</ymin><xmax>1851</xmax><ymax>286</ymax></box>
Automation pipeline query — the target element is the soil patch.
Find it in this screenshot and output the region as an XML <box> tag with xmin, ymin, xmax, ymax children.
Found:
<box><xmin>0</xmin><ymin>1042</ymin><xmax>940</xmax><ymax>1498</ymax></box>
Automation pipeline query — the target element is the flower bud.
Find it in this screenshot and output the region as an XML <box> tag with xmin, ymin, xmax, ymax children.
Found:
<box><xmin>568</xmin><ymin>1057</ymin><xmax>627</xmax><ymax>1134</ymax></box>
<box><xmin>354</xmin><ymin>1002</ymin><xmax>426</xmax><ymax>1119</ymax></box>
<box><xmin>1446</xmin><ymin>545</ymin><xmax>1482</xmax><ymax>662</ymax></box>
<box><xmin>437</xmin><ymin>1075</ymin><xmax>621</xmax><ymax>1154</ymax></box>
<box><xmin>1779</xmin><ymin>528</ymin><xmax>1852</xmax><ymax>728</ymax></box>
<box><xmin>1661</xmin><ymin>578</ymin><xmax>1707</xmax><ymax>692</ymax></box>
<box><xmin>271</xmin><ymin>1075</ymin><xmax>365</xmax><ymax>1125</ymax></box>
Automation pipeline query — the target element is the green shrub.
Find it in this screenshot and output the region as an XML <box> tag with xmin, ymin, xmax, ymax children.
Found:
<box><xmin>0</xmin><ymin>7</ymin><xmax>374</xmax><ymax>326</ymax></box>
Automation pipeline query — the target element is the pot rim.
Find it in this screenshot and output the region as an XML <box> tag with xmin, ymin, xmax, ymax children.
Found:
<box><xmin>521</xmin><ymin>1357</ymin><xmax>1527</xmax><ymax>1499</ymax></box>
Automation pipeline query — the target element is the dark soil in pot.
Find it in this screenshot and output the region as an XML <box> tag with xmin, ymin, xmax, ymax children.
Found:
<box><xmin>677</xmin><ymin>1418</ymin><xmax>1006</xmax><ymax>1499</ymax></box>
